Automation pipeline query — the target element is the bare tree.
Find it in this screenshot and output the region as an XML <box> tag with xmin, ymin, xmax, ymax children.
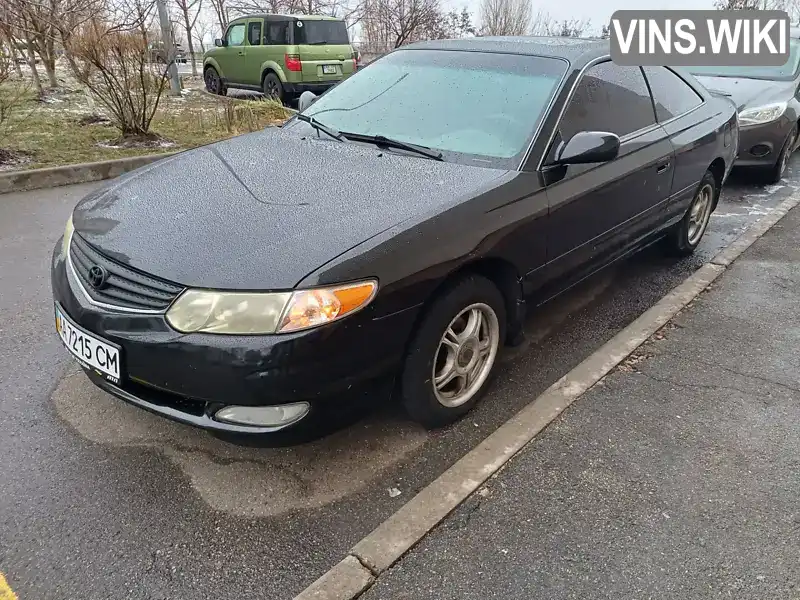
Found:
<box><xmin>175</xmin><ymin>0</ymin><xmax>202</xmax><ymax>75</ymax></box>
<box><xmin>716</xmin><ymin>0</ymin><xmax>800</xmax><ymax>20</ymax></box>
<box><xmin>478</xmin><ymin>0</ymin><xmax>531</xmax><ymax>36</ymax></box>
<box><xmin>192</xmin><ymin>8</ymin><xmax>215</xmax><ymax>53</ymax></box>
<box><xmin>207</xmin><ymin>0</ymin><xmax>228</xmax><ymax>31</ymax></box>
<box><xmin>528</xmin><ymin>8</ymin><xmax>555</xmax><ymax>35</ymax></box>
<box><xmin>555</xmin><ymin>18</ymin><xmax>589</xmax><ymax>37</ymax></box>
<box><xmin>361</xmin><ymin>0</ymin><xmax>440</xmax><ymax>50</ymax></box>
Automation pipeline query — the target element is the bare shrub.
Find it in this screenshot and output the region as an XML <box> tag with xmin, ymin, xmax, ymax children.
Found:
<box><xmin>0</xmin><ymin>48</ymin><xmax>32</xmax><ymax>163</ymax></box>
<box><xmin>66</xmin><ymin>21</ymin><xmax>170</xmax><ymax>138</ymax></box>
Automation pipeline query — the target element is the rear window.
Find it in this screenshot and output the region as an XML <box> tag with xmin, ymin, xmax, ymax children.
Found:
<box><xmin>294</xmin><ymin>19</ymin><xmax>349</xmax><ymax>45</ymax></box>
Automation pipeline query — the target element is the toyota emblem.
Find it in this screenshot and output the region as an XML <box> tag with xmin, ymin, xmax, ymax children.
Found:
<box><xmin>87</xmin><ymin>265</ymin><xmax>108</xmax><ymax>289</ymax></box>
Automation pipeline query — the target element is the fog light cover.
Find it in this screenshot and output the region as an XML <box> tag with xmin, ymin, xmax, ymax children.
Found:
<box><xmin>214</xmin><ymin>402</ymin><xmax>310</xmax><ymax>427</ymax></box>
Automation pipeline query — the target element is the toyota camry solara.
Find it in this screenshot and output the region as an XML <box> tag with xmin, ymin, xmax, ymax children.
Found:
<box><xmin>52</xmin><ymin>37</ymin><xmax>738</xmax><ymax>438</ymax></box>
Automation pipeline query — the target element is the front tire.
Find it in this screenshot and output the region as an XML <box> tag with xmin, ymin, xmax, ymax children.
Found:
<box><xmin>400</xmin><ymin>275</ymin><xmax>506</xmax><ymax>429</ymax></box>
<box><xmin>204</xmin><ymin>67</ymin><xmax>226</xmax><ymax>96</ymax></box>
<box><xmin>765</xmin><ymin>125</ymin><xmax>797</xmax><ymax>184</ymax></box>
<box><xmin>664</xmin><ymin>170</ymin><xmax>716</xmax><ymax>256</ymax></box>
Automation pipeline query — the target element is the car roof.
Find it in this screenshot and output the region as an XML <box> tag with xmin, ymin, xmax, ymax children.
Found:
<box><xmin>401</xmin><ymin>36</ymin><xmax>609</xmax><ymax>66</ymax></box>
<box><xmin>230</xmin><ymin>13</ymin><xmax>343</xmax><ymax>21</ymax></box>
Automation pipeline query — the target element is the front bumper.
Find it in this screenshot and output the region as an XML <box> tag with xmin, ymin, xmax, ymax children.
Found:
<box><xmin>734</xmin><ymin>117</ymin><xmax>794</xmax><ymax>168</ymax></box>
<box><xmin>51</xmin><ymin>242</ymin><xmax>415</xmax><ymax>434</ymax></box>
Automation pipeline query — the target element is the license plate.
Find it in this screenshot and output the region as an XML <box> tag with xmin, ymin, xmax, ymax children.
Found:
<box><xmin>55</xmin><ymin>304</ymin><xmax>121</xmax><ymax>383</ymax></box>
<box><xmin>322</xmin><ymin>65</ymin><xmax>337</xmax><ymax>74</ymax></box>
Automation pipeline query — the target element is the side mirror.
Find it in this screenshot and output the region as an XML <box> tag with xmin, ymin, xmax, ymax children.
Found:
<box><xmin>298</xmin><ymin>90</ymin><xmax>317</xmax><ymax>112</ymax></box>
<box><xmin>214</xmin><ymin>38</ymin><xmax>226</xmax><ymax>48</ymax></box>
<box><xmin>555</xmin><ymin>131</ymin><xmax>620</xmax><ymax>165</ymax></box>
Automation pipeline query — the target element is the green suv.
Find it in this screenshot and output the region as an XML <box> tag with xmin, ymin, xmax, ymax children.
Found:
<box><xmin>203</xmin><ymin>14</ymin><xmax>357</xmax><ymax>103</ymax></box>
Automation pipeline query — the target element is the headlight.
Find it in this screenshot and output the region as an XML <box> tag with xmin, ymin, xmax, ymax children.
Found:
<box><xmin>166</xmin><ymin>279</ymin><xmax>378</xmax><ymax>334</ymax></box>
<box><xmin>62</xmin><ymin>214</ymin><xmax>74</xmax><ymax>258</ymax></box>
<box><xmin>738</xmin><ymin>102</ymin><xmax>787</xmax><ymax>126</ymax></box>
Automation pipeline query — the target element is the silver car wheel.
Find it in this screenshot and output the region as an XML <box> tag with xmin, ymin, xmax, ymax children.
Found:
<box><xmin>432</xmin><ymin>303</ymin><xmax>500</xmax><ymax>408</ymax></box>
<box><xmin>687</xmin><ymin>182</ymin><xmax>714</xmax><ymax>247</ymax></box>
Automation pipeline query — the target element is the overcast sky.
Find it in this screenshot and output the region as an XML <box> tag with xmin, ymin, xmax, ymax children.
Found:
<box><xmin>448</xmin><ymin>0</ymin><xmax>717</xmax><ymax>35</ymax></box>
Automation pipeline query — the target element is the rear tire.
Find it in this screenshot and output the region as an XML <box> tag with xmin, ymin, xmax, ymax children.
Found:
<box><xmin>262</xmin><ymin>72</ymin><xmax>284</xmax><ymax>102</ymax></box>
<box><xmin>400</xmin><ymin>275</ymin><xmax>506</xmax><ymax>429</ymax></box>
<box><xmin>664</xmin><ymin>170</ymin><xmax>716</xmax><ymax>256</ymax></box>
<box><xmin>764</xmin><ymin>125</ymin><xmax>797</xmax><ymax>184</ymax></box>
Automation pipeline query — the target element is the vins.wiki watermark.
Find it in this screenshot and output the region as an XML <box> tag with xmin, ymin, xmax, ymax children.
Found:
<box><xmin>610</xmin><ymin>10</ymin><xmax>791</xmax><ymax>67</ymax></box>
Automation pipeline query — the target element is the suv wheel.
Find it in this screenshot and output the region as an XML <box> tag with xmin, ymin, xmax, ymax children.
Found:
<box><xmin>262</xmin><ymin>73</ymin><xmax>284</xmax><ymax>102</ymax></box>
<box><xmin>204</xmin><ymin>67</ymin><xmax>226</xmax><ymax>96</ymax></box>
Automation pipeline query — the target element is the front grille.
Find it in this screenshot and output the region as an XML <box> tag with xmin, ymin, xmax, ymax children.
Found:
<box><xmin>69</xmin><ymin>234</ymin><xmax>184</xmax><ymax>311</ymax></box>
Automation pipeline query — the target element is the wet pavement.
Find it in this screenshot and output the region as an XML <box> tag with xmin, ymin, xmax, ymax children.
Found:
<box><xmin>1</xmin><ymin>161</ymin><xmax>798</xmax><ymax>599</ymax></box>
<box><xmin>361</xmin><ymin>193</ymin><xmax>800</xmax><ymax>600</ymax></box>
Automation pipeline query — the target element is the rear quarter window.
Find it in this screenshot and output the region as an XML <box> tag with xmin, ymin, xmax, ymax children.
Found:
<box><xmin>642</xmin><ymin>66</ymin><xmax>704</xmax><ymax>121</ymax></box>
<box><xmin>294</xmin><ymin>20</ymin><xmax>349</xmax><ymax>45</ymax></box>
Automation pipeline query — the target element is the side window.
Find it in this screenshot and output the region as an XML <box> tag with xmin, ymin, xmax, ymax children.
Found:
<box><xmin>265</xmin><ymin>21</ymin><xmax>290</xmax><ymax>45</ymax></box>
<box><xmin>247</xmin><ymin>21</ymin><xmax>262</xmax><ymax>46</ymax></box>
<box><xmin>559</xmin><ymin>62</ymin><xmax>656</xmax><ymax>141</ymax></box>
<box><xmin>226</xmin><ymin>23</ymin><xmax>245</xmax><ymax>47</ymax></box>
<box><xmin>642</xmin><ymin>66</ymin><xmax>703</xmax><ymax>121</ymax></box>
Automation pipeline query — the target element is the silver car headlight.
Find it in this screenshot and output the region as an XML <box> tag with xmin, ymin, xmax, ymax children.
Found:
<box><xmin>62</xmin><ymin>214</ymin><xmax>74</xmax><ymax>258</ymax></box>
<box><xmin>738</xmin><ymin>102</ymin><xmax>787</xmax><ymax>126</ymax></box>
<box><xmin>165</xmin><ymin>279</ymin><xmax>378</xmax><ymax>334</ymax></box>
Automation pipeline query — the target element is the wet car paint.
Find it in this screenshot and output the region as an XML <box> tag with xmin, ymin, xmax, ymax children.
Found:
<box><xmin>53</xmin><ymin>37</ymin><xmax>738</xmax><ymax>434</ymax></box>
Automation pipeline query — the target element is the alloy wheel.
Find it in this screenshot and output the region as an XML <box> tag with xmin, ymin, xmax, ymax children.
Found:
<box><xmin>432</xmin><ymin>303</ymin><xmax>500</xmax><ymax>408</ymax></box>
<box><xmin>687</xmin><ymin>182</ymin><xmax>714</xmax><ymax>246</ymax></box>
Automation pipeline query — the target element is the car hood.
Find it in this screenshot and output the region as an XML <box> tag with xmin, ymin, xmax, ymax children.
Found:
<box><xmin>72</xmin><ymin>128</ymin><xmax>508</xmax><ymax>290</ymax></box>
<box><xmin>693</xmin><ymin>75</ymin><xmax>795</xmax><ymax>112</ymax></box>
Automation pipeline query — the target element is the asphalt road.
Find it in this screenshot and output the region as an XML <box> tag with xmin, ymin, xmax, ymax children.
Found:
<box><xmin>1</xmin><ymin>160</ymin><xmax>798</xmax><ymax>600</ymax></box>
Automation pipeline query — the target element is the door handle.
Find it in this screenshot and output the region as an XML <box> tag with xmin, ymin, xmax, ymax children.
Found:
<box><xmin>657</xmin><ymin>162</ymin><xmax>671</xmax><ymax>174</ymax></box>
<box><xmin>237</xmin><ymin>50</ymin><xmax>245</xmax><ymax>56</ymax></box>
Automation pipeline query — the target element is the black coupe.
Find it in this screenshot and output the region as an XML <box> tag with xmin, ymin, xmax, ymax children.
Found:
<box><xmin>52</xmin><ymin>37</ymin><xmax>738</xmax><ymax>437</ymax></box>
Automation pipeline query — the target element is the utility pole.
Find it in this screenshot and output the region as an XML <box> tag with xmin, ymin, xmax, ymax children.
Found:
<box><xmin>156</xmin><ymin>0</ymin><xmax>182</xmax><ymax>96</ymax></box>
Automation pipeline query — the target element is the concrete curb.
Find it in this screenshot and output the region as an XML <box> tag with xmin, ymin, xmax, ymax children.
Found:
<box><xmin>294</xmin><ymin>192</ymin><xmax>800</xmax><ymax>600</ymax></box>
<box><xmin>0</xmin><ymin>152</ymin><xmax>179</xmax><ymax>195</ymax></box>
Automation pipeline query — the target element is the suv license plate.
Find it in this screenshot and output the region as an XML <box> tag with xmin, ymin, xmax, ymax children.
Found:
<box><xmin>322</xmin><ymin>65</ymin><xmax>337</xmax><ymax>74</ymax></box>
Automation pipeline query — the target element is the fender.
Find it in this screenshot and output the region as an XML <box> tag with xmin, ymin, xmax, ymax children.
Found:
<box><xmin>203</xmin><ymin>56</ymin><xmax>223</xmax><ymax>78</ymax></box>
<box><xmin>260</xmin><ymin>60</ymin><xmax>289</xmax><ymax>83</ymax></box>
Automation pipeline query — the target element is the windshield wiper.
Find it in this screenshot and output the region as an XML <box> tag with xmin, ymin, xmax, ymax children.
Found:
<box><xmin>309</xmin><ymin>40</ymin><xmax>328</xmax><ymax>45</ymax></box>
<box><xmin>296</xmin><ymin>113</ymin><xmax>345</xmax><ymax>141</ymax></box>
<box><xmin>343</xmin><ymin>132</ymin><xmax>444</xmax><ymax>161</ymax></box>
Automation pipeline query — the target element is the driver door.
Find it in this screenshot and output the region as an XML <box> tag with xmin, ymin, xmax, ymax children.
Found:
<box><xmin>216</xmin><ymin>21</ymin><xmax>247</xmax><ymax>85</ymax></box>
<box><xmin>539</xmin><ymin>61</ymin><xmax>675</xmax><ymax>286</ymax></box>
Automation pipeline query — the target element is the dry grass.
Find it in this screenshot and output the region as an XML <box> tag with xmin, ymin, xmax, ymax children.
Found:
<box><xmin>0</xmin><ymin>83</ymin><xmax>290</xmax><ymax>171</ymax></box>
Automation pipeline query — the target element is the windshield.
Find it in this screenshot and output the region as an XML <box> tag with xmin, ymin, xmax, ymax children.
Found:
<box><xmin>294</xmin><ymin>19</ymin><xmax>349</xmax><ymax>45</ymax></box>
<box><xmin>293</xmin><ymin>49</ymin><xmax>566</xmax><ymax>167</ymax></box>
<box><xmin>689</xmin><ymin>38</ymin><xmax>800</xmax><ymax>80</ymax></box>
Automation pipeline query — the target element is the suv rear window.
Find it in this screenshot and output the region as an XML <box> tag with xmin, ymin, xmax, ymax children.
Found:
<box><xmin>294</xmin><ymin>20</ymin><xmax>349</xmax><ymax>45</ymax></box>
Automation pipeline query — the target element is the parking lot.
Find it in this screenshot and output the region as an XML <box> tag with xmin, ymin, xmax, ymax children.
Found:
<box><xmin>0</xmin><ymin>159</ymin><xmax>798</xmax><ymax>599</ymax></box>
